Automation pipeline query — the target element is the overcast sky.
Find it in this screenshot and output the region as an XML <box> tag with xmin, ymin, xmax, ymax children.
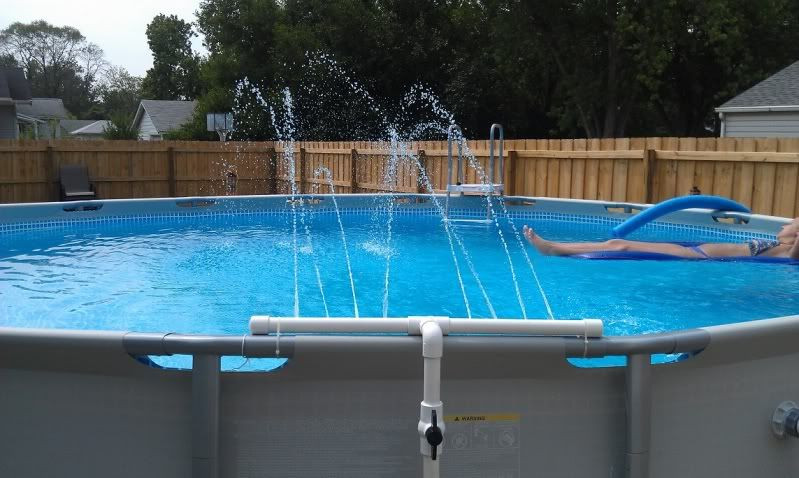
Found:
<box><xmin>0</xmin><ymin>0</ymin><xmax>208</xmax><ymax>77</ymax></box>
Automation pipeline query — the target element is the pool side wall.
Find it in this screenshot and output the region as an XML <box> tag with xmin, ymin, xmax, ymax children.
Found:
<box><xmin>1</xmin><ymin>316</ymin><xmax>799</xmax><ymax>477</ymax></box>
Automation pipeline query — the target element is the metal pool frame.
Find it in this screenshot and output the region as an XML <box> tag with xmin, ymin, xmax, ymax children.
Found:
<box><xmin>1</xmin><ymin>194</ymin><xmax>798</xmax><ymax>478</ymax></box>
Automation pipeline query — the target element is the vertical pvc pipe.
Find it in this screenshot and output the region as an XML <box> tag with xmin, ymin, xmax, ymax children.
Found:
<box><xmin>419</xmin><ymin>320</ymin><xmax>443</xmax><ymax>478</ymax></box>
<box><xmin>423</xmin><ymin>359</ymin><xmax>441</xmax><ymax>406</ymax></box>
<box><xmin>193</xmin><ymin>354</ymin><xmax>220</xmax><ymax>478</ymax></box>
<box><xmin>626</xmin><ymin>354</ymin><xmax>652</xmax><ymax>478</ymax></box>
<box><xmin>423</xmin><ymin>457</ymin><xmax>440</xmax><ymax>477</ymax></box>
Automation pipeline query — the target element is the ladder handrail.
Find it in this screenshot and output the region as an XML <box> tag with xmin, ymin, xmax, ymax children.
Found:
<box><xmin>489</xmin><ymin>123</ymin><xmax>504</xmax><ymax>184</ymax></box>
<box><xmin>446</xmin><ymin>124</ymin><xmax>464</xmax><ymax>185</ymax></box>
<box><xmin>444</xmin><ymin>123</ymin><xmax>504</xmax><ymax>221</ymax></box>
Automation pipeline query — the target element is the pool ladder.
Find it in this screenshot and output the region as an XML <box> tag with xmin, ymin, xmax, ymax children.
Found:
<box><xmin>445</xmin><ymin>123</ymin><xmax>504</xmax><ymax>223</ymax></box>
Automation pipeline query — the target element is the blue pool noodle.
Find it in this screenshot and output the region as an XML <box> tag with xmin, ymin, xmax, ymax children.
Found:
<box><xmin>611</xmin><ymin>195</ymin><xmax>751</xmax><ymax>238</ymax></box>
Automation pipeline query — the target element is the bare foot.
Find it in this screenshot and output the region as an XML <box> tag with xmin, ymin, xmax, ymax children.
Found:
<box><xmin>523</xmin><ymin>225</ymin><xmax>557</xmax><ymax>255</ymax></box>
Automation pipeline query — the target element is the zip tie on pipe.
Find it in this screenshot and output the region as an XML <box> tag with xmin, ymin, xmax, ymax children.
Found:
<box><xmin>582</xmin><ymin>321</ymin><xmax>589</xmax><ymax>358</ymax></box>
<box><xmin>275</xmin><ymin>316</ymin><xmax>281</xmax><ymax>357</ymax></box>
<box><xmin>161</xmin><ymin>332</ymin><xmax>175</xmax><ymax>356</ymax></box>
<box><xmin>230</xmin><ymin>334</ymin><xmax>250</xmax><ymax>371</ymax></box>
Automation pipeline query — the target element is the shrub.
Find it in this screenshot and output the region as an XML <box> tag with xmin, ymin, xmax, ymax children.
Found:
<box><xmin>102</xmin><ymin>115</ymin><xmax>139</xmax><ymax>140</ymax></box>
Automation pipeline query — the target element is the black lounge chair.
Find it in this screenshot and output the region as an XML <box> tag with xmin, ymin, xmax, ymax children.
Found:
<box><xmin>59</xmin><ymin>164</ymin><xmax>96</xmax><ymax>201</ymax></box>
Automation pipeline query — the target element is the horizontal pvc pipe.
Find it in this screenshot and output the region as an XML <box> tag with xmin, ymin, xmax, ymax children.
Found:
<box><xmin>249</xmin><ymin>316</ymin><xmax>603</xmax><ymax>338</ymax></box>
<box><xmin>452</xmin><ymin>319</ymin><xmax>601</xmax><ymax>337</ymax></box>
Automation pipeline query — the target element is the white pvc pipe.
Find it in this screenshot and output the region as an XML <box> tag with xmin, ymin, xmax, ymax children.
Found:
<box><xmin>423</xmin><ymin>458</ymin><xmax>439</xmax><ymax>478</ymax></box>
<box><xmin>423</xmin><ymin>359</ymin><xmax>441</xmax><ymax>404</ymax></box>
<box><xmin>419</xmin><ymin>320</ymin><xmax>443</xmax><ymax>478</ymax></box>
<box><xmin>250</xmin><ymin>316</ymin><xmax>600</xmax><ymax>478</ymax></box>
<box><xmin>421</xmin><ymin>320</ymin><xmax>443</xmax><ymax>404</ymax></box>
<box><xmin>450</xmin><ymin>318</ymin><xmax>601</xmax><ymax>337</ymax></box>
<box><xmin>249</xmin><ymin>316</ymin><xmax>603</xmax><ymax>338</ymax></box>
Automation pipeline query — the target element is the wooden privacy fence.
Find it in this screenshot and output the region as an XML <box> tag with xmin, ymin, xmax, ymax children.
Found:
<box><xmin>2</xmin><ymin>137</ymin><xmax>799</xmax><ymax>217</ymax></box>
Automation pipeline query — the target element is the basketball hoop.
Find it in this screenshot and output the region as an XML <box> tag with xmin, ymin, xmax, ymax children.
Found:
<box><xmin>207</xmin><ymin>112</ymin><xmax>234</xmax><ymax>142</ymax></box>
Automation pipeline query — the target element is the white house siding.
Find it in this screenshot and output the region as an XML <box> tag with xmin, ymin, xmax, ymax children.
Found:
<box><xmin>0</xmin><ymin>105</ymin><xmax>17</xmax><ymax>139</ymax></box>
<box><xmin>723</xmin><ymin>111</ymin><xmax>799</xmax><ymax>137</ymax></box>
<box><xmin>137</xmin><ymin>112</ymin><xmax>160</xmax><ymax>140</ymax></box>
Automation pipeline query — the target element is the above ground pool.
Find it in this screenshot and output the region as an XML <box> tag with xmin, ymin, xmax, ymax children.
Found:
<box><xmin>1</xmin><ymin>194</ymin><xmax>796</xmax><ymax>368</ymax></box>
<box><xmin>5</xmin><ymin>194</ymin><xmax>799</xmax><ymax>478</ymax></box>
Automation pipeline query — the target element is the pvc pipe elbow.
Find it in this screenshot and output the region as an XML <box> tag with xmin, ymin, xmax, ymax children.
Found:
<box><xmin>420</xmin><ymin>320</ymin><xmax>443</xmax><ymax>359</ymax></box>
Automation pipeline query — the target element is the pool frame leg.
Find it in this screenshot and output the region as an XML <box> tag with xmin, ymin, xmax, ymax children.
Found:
<box><xmin>192</xmin><ymin>354</ymin><xmax>220</xmax><ymax>478</ymax></box>
<box><xmin>626</xmin><ymin>354</ymin><xmax>652</xmax><ymax>478</ymax></box>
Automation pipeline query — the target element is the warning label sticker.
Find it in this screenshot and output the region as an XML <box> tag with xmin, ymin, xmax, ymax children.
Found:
<box><xmin>442</xmin><ymin>412</ymin><xmax>521</xmax><ymax>478</ymax></box>
<box><xmin>445</xmin><ymin>414</ymin><xmax>520</xmax><ymax>423</ymax></box>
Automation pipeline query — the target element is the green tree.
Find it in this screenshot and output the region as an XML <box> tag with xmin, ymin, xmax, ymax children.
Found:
<box><xmin>99</xmin><ymin>66</ymin><xmax>142</xmax><ymax>118</ymax></box>
<box><xmin>0</xmin><ymin>53</ymin><xmax>17</xmax><ymax>67</ymax></box>
<box><xmin>629</xmin><ymin>0</ymin><xmax>799</xmax><ymax>135</ymax></box>
<box><xmin>191</xmin><ymin>0</ymin><xmax>799</xmax><ymax>140</ymax></box>
<box><xmin>141</xmin><ymin>14</ymin><xmax>202</xmax><ymax>100</ymax></box>
<box><xmin>0</xmin><ymin>20</ymin><xmax>107</xmax><ymax>118</ymax></box>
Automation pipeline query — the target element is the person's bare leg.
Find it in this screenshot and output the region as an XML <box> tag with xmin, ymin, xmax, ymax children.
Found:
<box><xmin>522</xmin><ymin>225</ymin><xmax>703</xmax><ymax>258</ymax></box>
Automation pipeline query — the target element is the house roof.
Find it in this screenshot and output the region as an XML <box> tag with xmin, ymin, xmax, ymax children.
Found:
<box><xmin>70</xmin><ymin>120</ymin><xmax>110</xmax><ymax>136</ymax></box>
<box><xmin>61</xmin><ymin>119</ymin><xmax>99</xmax><ymax>134</ymax></box>
<box><xmin>16</xmin><ymin>98</ymin><xmax>71</xmax><ymax>119</ymax></box>
<box><xmin>717</xmin><ymin>61</ymin><xmax>799</xmax><ymax>112</ymax></box>
<box><xmin>15</xmin><ymin>113</ymin><xmax>45</xmax><ymax>124</ymax></box>
<box><xmin>132</xmin><ymin>99</ymin><xmax>197</xmax><ymax>133</ymax></box>
<box><xmin>0</xmin><ymin>67</ymin><xmax>32</xmax><ymax>103</ymax></box>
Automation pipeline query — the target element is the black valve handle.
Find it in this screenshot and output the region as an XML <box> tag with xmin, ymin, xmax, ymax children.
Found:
<box><xmin>425</xmin><ymin>410</ymin><xmax>444</xmax><ymax>460</ymax></box>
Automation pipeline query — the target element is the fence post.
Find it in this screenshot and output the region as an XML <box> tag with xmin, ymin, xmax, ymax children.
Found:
<box><xmin>298</xmin><ymin>147</ymin><xmax>307</xmax><ymax>194</ymax></box>
<box><xmin>417</xmin><ymin>149</ymin><xmax>427</xmax><ymax>194</ymax></box>
<box><xmin>268</xmin><ymin>147</ymin><xmax>277</xmax><ymax>194</ymax></box>
<box><xmin>643</xmin><ymin>149</ymin><xmax>655</xmax><ymax>204</ymax></box>
<box><xmin>46</xmin><ymin>143</ymin><xmax>58</xmax><ymax>201</ymax></box>
<box><xmin>505</xmin><ymin>150</ymin><xmax>518</xmax><ymax>196</ymax></box>
<box><xmin>350</xmin><ymin>149</ymin><xmax>358</xmax><ymax>193</ymax></box>
<box><xmin>167</xmin><ymin>146</ymin><xmax>176</xmax><ymax>197</ymax></box>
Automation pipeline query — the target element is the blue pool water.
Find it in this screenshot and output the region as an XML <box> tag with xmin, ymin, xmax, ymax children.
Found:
<box><xmin>1</xmin><ymin>210</ymin><xmax>798</xmax><ymax>368</ymax></box>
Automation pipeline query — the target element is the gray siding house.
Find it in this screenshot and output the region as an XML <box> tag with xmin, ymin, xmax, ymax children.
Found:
<box><xmin>716</xmin><ymin>60</ymin><xmax>799</xmax><ymax>137</ymax></box>
<box><xmin>131</xmin><ymin>100</ymin><xmax>197</xmax><ymax>140</ymax></box>
<box><xmin>0</xmin><ymin>67</ymin><xmax>33</xmax><ymax>139</ymax></box>
<box><xmin>16</xmin><ymin>98</ymin><xmax>72</xmax><ymax>138</ymax></box>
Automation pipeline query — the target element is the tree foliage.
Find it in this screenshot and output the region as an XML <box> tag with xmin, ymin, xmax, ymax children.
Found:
<box><xmin>0</xmin><ymin>20</ymin><xmax>108</xmax><ymax>118</ymax></box>
<box><xmin>99</xmin><ymin>66</ymin><xmax>143</xmax><ymax>118</ymax></box>
<box><xmin>0</xmin><ymin>20</ymin><xmax>143</xmax><ymax>120</ymax></box>
<box><xmin>141</xmin><ymin>14</ymin><xmax>201</xmax><ymax>101</ymax></box>
<box><xmin>189</xmin><ymin>0</ymin><xmax>799</xmax><ymax>139</ymax></box>
<box><xmin>10</xmin><ymin>2</ymin><xmax>799</xmax><ymax>140</ymax></box>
